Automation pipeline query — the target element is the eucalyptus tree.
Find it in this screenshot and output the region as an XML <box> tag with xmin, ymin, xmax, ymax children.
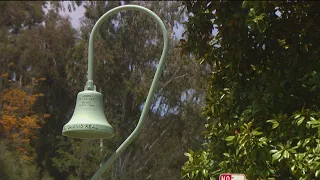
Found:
<box><xmin>53</xmin><ymin>1</ymin><xmax>207</xmax><ymax>179</ymax></box>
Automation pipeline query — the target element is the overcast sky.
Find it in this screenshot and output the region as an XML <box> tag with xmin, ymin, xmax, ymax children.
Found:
<box><xmin>59</xmin><ymin>2</ymin><xmax>86</xmax><ymax>29</ymax></box>
<box><xmin>58</xmin><ymin>2</ymin><xmax>186</xmax><ymax>39</ymax></box>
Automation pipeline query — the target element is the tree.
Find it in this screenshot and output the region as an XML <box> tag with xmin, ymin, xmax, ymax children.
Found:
<box><xmin>0</xmin><ymin>1</ymin><xmax>54</xmax><ymax>162</ymax></box>
<box><xmin>181</xmin><ymin>1</ymin><xmax>320</xmax><ymax>179</ymax></box>
<box><xmin>0</xmin><ymin>1</ymin><xmax>45</xmax><ymax>92</ymax></box>
<box><xmin>0</xmin><ymin>82</ymin><xmax>46</xmax><ymax>160</ymax></box>
<box><xmin>51</xmin><ymin>137</ymin><xmax>104</xmax><ymax>180</ymax></box>
<box><xmin>53</xmin><ymin>1</ymin><xmax>207</xmax><ymax>179</ymax></box>
<box><xmin>0</xmin><ymin>141</ymin><xmax>40</xmax><ymax>180</ymax></box>
<box><xmin>0</xmin><ymin>1</ymin><xmax>78</xmax><ymax>179</ymax></box>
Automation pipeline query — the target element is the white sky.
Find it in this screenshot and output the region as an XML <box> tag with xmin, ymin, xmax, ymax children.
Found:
<box><xmin>58</xmin><ymin>2</ymin><xmax>185</xmax><ymax>39</ymax></box>
<box><xmin>59</xmin><ymin>1</ymin><xmax>86</xmax><ymax>29</ymax></box>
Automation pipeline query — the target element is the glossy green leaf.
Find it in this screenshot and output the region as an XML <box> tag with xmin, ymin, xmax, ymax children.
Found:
<box><xmin>225</xmin><ymin>136</ymin><xmax>235</xmax><ymax>142</ymax></box>
<box><xmin>272</xmin><ymin>151</ymin><xmax>282</xmax><ymax>161</ymax></box>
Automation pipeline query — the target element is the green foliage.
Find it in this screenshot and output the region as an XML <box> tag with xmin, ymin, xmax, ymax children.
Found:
<box><xmin>0</xmin><ymin>141</ymin><xmax>40</xmax><ymax>180</ymax></box>
<box><xmin>1</xmin><ymin>1</ymin><xmax>206</xmax><ymax>179</ymax></box>
<box><xmin>181</xmin><ymin>1</ymin><xmax>320</xmax><ymax>179</ymax></box>
<box><xmin>0</xmin><ymin>1</ymin><xmax>78</xmax><ymax>179</ymax></box>
<box><xmin>52</xmin><ymin>137</ymin><xmax>106</xmax><ymax>180</ymax></box>
<box><xmin>62</xmin><ymin>1</ymin><xmax>207</xmax><ymax>179</ymax></box>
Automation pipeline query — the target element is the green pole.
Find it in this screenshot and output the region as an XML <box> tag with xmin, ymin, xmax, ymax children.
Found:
<box><xmin>86</xmin><ymin>5</ymin><xmax>168</xmax><ymax>180</ymax></box>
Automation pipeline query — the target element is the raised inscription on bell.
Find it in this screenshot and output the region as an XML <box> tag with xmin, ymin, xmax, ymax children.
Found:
<box><xmin>76</xmin><ymin>95</ymin><xmax>101</xmax><ymax>109</ymax></box>
<box><xmin>64</xmin><ymin>124</ymin><xmax>100</xmax><ymax>130</ymax></box>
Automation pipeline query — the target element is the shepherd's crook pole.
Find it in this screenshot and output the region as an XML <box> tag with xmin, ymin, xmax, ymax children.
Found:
<box><xmin>87</xmin><ymin>5</ymin><xmax>168</xmax><ymax>180</ymax></box>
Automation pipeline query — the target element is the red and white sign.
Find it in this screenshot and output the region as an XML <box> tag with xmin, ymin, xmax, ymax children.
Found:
<box><xmin>219</xmin><ymin>174</ymin><xmax>246</xmax><ymax>180</ymax></box>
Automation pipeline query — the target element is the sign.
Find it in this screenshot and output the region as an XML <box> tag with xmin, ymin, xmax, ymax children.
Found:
<box><xmin>219</xmin><ymin>174</ymin><xmax>246</xmax><ymax>180</ymax></box>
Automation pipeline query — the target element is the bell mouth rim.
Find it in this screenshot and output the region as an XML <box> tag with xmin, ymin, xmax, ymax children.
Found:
<box><xmin>62</xmin><ymin>123</ymin><xmax>114</xmax><ymax>139</ymax></box>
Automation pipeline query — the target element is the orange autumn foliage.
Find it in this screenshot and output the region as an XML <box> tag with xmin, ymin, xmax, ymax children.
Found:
<box><xmin>0</xmin><ymin>88</ymin><xmax>45</xmax><ymax>160</ymax></box>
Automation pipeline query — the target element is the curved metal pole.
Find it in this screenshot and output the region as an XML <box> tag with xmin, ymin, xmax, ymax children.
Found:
<box><xmin>87</xmin><ymin>5</ymin><xmax>168</xmax><ymax>180</ymax></box>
